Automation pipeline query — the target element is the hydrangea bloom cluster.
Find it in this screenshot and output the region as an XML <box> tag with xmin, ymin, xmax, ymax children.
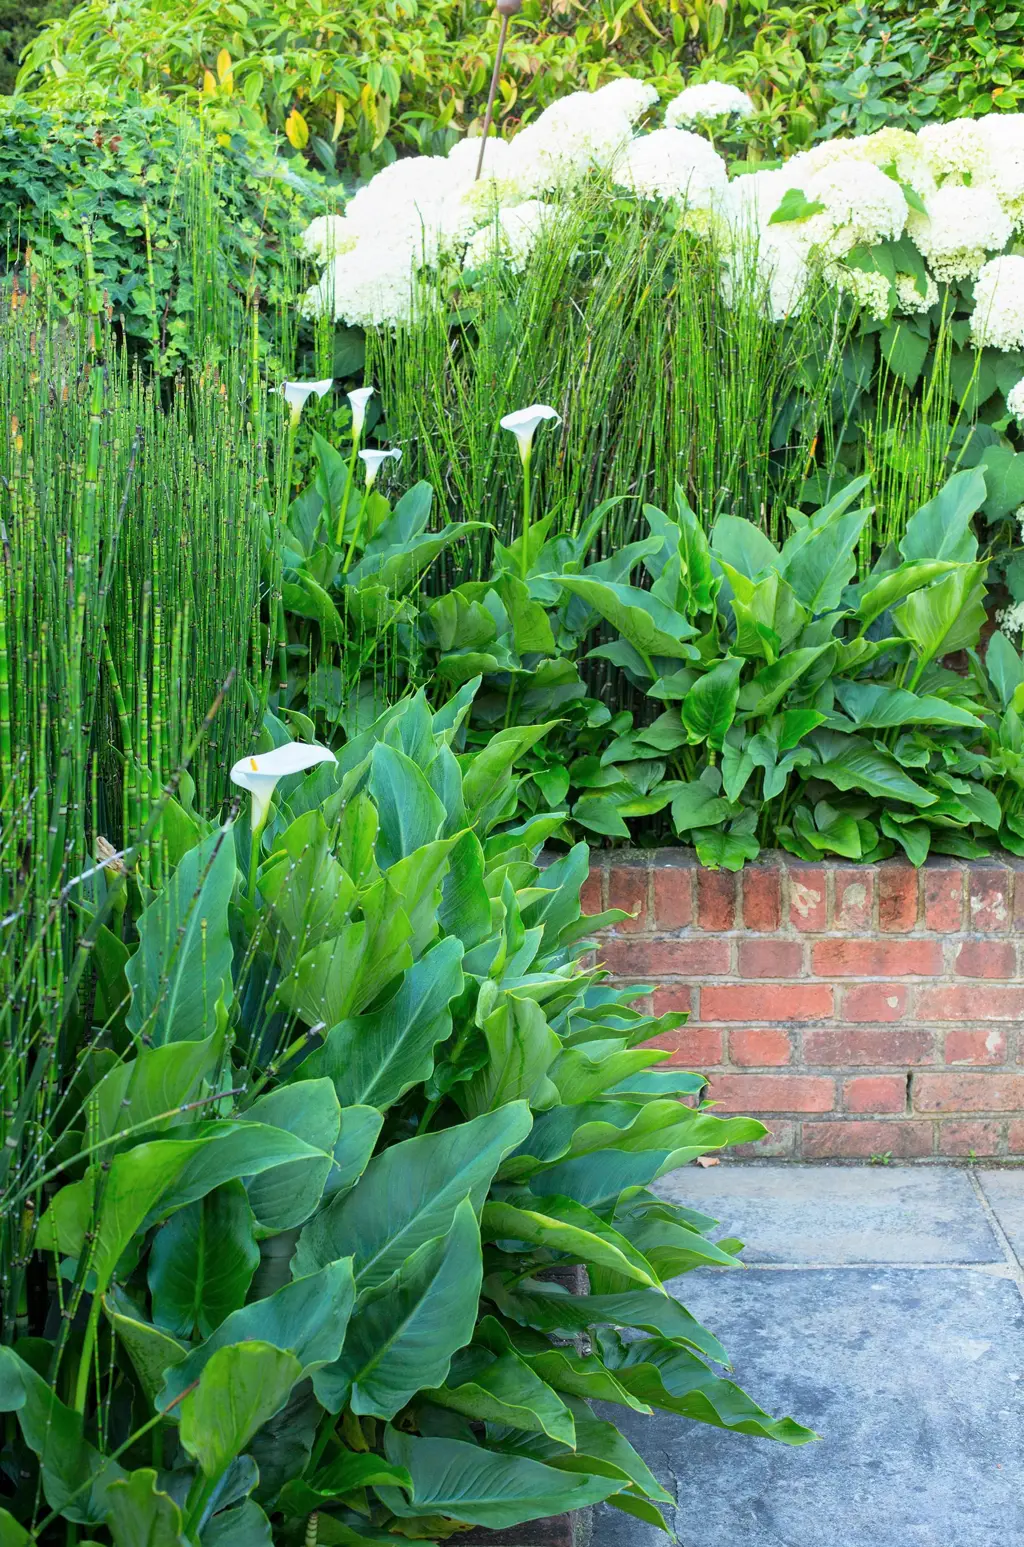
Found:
<box><xmin>298</xmin><ymin>78</ymin><xmax>1024</xmax><ymax>343</ymax></box>
<box><xmin>1007</xmin><ymin>378</ymin><xmax>1024</xmax><ymax>428</ymax></box>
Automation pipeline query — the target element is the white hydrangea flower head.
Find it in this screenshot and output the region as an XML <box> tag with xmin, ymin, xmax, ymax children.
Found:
<box><xmin>301</xmin><ymin>241</ymin><xmax>425</xmax><ymax>329</ymax></box>
<box><xmin>835</xmin><ymin>263</ymin><xmax>892</xmax><ymax>321</ymax></box>
<box><xmin>971</xmin><ymin>256</ymin><xmax>1024</xmax><ymax>350</ymax></box>
<box><xmin>974</xmin><ymin>114</ymin><xmax>1024</xmax><ymax>227</ymax></box>
<box><xmin>445</xmin><ymin>134</ymin><xmax>515</xmax><ymax>178</ymax></box>
<box><xmin>343</xmin><ymin>155</ymin><xmax>463</xmax><ymax>262</ymax></box>
<box><xmin>798</xmin><ymin>129</ymin><xmax>932</xmax><ymax>197</ymax></box>
<box><xmin>612</xmin><ymin>127</ymin><xmax>728</xmax><ymax>207</ymax></box>
<box><xmin>591</xmin><ymin>77</ymin><xmax>660</xmax><ymax>123</ymax></box>
<box><xmin>1007</xmin><ymin>378</ymin><xmax>1024</xmax><ymax>428</ymax></box>
<box><xmin>798</xmin><ymin>161</ymin><xmax>909</xmax><ymax>256</ymax></box>
<box><xmin>917</xmin><ymin>118</ymin><xmax>992</xmax><ymax>186</ymax></box>
<box><xmin>894</xmin><ymin>271</ymin><xmax>939</xmax><ymax>314</ymax></box>
<box><xmin>907</xmin><ymin>185</ymin><xmax>1012</xmax><ymax>280</ymax></box>
<box><xmin>997</xmin><ymin>600</ymin><xmax>1024</xmax><ymax>638</ymax></box>
<box><xmin>716</xmin><ymin>167</ymin><xmax>804</xmax><ymax>240</ymax></box>
<box><xmin>505</xmin><ymin>95</ymin><xmax>635</xmax><ymax>196</ymax></box>
<box><xmin>666</xmin><ymin>81</ymin><xmax>755</xmax><ymax>128</ymax></box>
<box><xmin>722</xmin><ymin>230</ymin><xmax>811</xmax><ymax>322</ymax></box>
<box><xmin>463</xmin><ymin>201</ymin><xmax>561</xmax><ymax>274</ymax></box>
<box><xmin>299</xmin><ymin>214</ymin><xmax>358</xmax><ymax>264</ymax></box>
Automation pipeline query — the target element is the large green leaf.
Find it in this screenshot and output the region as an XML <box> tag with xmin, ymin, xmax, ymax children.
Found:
<box><xmin>459</xmin><ymin>993</ymin><xmax>561</xmax><ymax>1117</ymax></box>
<box><xmin>781</xmin><ymin>505</ymin><xmax>868</xmax><ymax>613</ymax></box>
<box><xmin>834</xmin><ymin>681</ymin><xmax>983</xmax><ymax>730</ymax></box>
<box><xmin>292</xmin><ymin>1103</ymin><xmax>532</xmax><ymax>1289</ymax></box>
<box><xmin>553</xmin><ymin>576</ymin><xmax>698</xmax><ymax>663</ymax></box>
<box><xmin>274</xmin><ymin>878</ymin><xmax>413</xmax><ymax>1025</ymax></box>
<box><xmin>158</xmin><ymin>1259</ymin><xmax>355</xmax><ymax>1411</ymax></box>
<box><xmin>426</xmin><ymin>1346</ymin><xmax>576</xmax><ymax>1445</ymax></box>
<box><xmin>322</xmin><ymin>1104</ymin><xmax>384</xmax><ymax>1201</ymax></box>
<box><xmin>313</xmin><ymin>1198</ymin><xmax>482</xmax><ymax>1418</ymax></box>
<box><xmin>103</xmin><ymin>1294</ymin><xmax>187</xmax><ymax>1403</ymax></box>
<box><xmin>893</xmin><ymin>565</ymin><xmax>988</xmax><ymax>671</ymax></box>
<box><xmin>300</xmin><ymin>938</ymin><xmax>464</xmax><ymax>1111</ymax></box>
<box><xmin>200</xmin><ymin>1500</ymin><xmax>273</xmax><ymax>1546</ymax></box>
<box><xmin>242</xmin><ymin>1080</ymin><xmax>341</xmax><ymax>1231</ymax></box>
<box><xmin>855</xmin><ymin>560</ymin><xmax>959</xmax><ymax>630</ymax></box>
<box><xmin>899</xmin><ymin>468</ymin><xmax>984</xmax><ymax>562</ymax></box>
<box><xmin>482</xmin><ymin>1200</ymin><xmax>661</xmax><ymax>1289</ymax></box>
<box><xmin>179</xmin><ymin>1343</ymin><xmax>302</xmax><ymax>1483</ymax></box>
<box><xmin>377</xmin><ymin>1431</ymin><xmax>620</xmax><ymax>1527</ymax></box>
<box><xmin>104</xmin><ymin>1470</ymin><xmax>188</xmax><ymax>1547</ymax></box>
<box><xmin>680</xmin><ymin>659</ymin><xmax>742</xmax><ymax>749</ymax></box>
<box><xmin>487</xmin><ymin>1279</ymin><xmax>729</xmax><ymax>1365</ymax></box>
<box><xmin>0</xmin><ymin>1347</ymin><xmax>124</xmax><ymax>1524</ymax></box>
<box><xmin>258</xmin><ymin>809</ymin><xmax>355</xmax><ymax>955</ymax></box>
<box><xmin>476</xmin><ymin>1318</ymin><xmax>651</xmax><ymax>1412</ymax></box>
<box><xmin>125</xmin><ymin>827</ymin><xmax>236</xmax><ymax>1043</ymax></box>
<box><xmin>711</xmin><ymin>514</ymin><xmax>780</xmax><ymax>579</ymax></box>
<box><xmin>986</xmin><ymin>630</ymin><xmax>1024</xmax><ymax>710</ymax></box>
<box><xmin>148</xmin><ymin>1181</ymin><xmax>259</xmax><ymax>1339</ymax></box>
<box><xmin>367</xmin><ymin>743</ymin><xmax>446</xmax><ymax>868</ymax></box>
<box><xmin>461</xmin><ymin>723</ymin><xmax>557</xmax><ymax>832</ymax></box>
<box><xmin>90</xmin><ymin>1033</ymin><xmax>225</xmax><ymax>1146</ymax></box>
<box><xmin>737</xmin><ymin>645</ymin><xmax>830</xmax><ymax>716</ymax></box>
<box><xmin>813</xmin><ymin>740</ymin><xmax>935</xmax><ymax>807</ymax></box>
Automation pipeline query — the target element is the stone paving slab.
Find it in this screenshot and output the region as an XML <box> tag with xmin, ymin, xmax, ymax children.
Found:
<box><xmin>592</xmin><ymin>1166</ymin><xmax>1024</xmax><ymax>1547</ymax></box>
<box><xmin>977</xmin><ymin>1168</ymin><xmax>1024</xmax><ymax>1261</ymax></box>
<box><xmin>656</xmin><ymin>1162</ymin><xmax>1004</xmax><ymax>1264</ymax></box>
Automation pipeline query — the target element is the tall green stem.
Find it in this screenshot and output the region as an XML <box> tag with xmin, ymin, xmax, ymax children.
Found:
<box><xmin>519</xmin><ymin>447</ymin><xmax>532</xmax><ymax>582</ymax></box>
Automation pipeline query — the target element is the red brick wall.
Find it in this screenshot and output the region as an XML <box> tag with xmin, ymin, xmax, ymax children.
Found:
<box><xmin>587</xmin><ymin>852</ymin><xmax>1024</xmax><ymax>1160</ymax></box>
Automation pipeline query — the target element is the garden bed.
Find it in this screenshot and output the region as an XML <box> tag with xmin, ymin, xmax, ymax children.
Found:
<box><xmin>589</xmin><ymin>852</ymin><xmax>1024</xmax><ymax>1161</ymax></box>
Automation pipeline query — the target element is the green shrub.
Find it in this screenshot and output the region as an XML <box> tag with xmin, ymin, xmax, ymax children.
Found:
<box><xmin>0</xmin><ymin>0</ymin><xmax>69</xmax><ymax>94</ymax></box>
<box><xmin>0</xmin><ymin>692</ymin><xmax>813</xmax><ymax>1544</ymax></box>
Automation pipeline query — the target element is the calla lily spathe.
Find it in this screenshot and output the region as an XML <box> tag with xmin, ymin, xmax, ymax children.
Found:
<box><xmin>348</xmin><ymin>386</ymin><xmax>375</xmax><ymax>438</ymax></box>
<box><xmin>500</xmin><ymin>403</ymin><xmax>561</xmax><ymax>462</ymax></box>
<box><xmin>359</xmin><ymin>447</ymin><xmax>402</xmax><ymax>487</ymax></box>
<box><xmin>281</xmin><ymin>378</ymin><xmax>334</xmax><ymax>424</ymax></box>
<box><xmin>230</xmin><ymin>743</ymin><xmax>337</xmax><ymax>831</ymax></box>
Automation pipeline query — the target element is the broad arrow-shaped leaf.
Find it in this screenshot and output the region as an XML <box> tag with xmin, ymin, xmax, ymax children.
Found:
<box><xmin>148</xmin><ymin>1182</ymin><xmax>259</xmax><ymax>1339</ymax></box>
<box><xmin>179</xmin><ymin>1343</ymin><xmax>301</xmax><ymax>1483</ymax></box>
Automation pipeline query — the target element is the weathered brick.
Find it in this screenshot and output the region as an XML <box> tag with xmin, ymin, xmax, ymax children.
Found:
<box><xmin>607</xmin><ymin>863</ymin><xmax>648</xmax><ymax>932</ymax></box>
<box><xmin>923</xmin><ymin>862</ymin><xmax>964</xmax><ymax>932</ymax></box>
<box><xmin>1008</xmin><ymin>1121</ymin><xmax>1024</xmax><ymax>1153</ymax></box>
<box><xmin>878</xmin><ymin>863</ymin><xmax>919</xmax><ymax>932</ymax></box>
<box><xmin>938</xmin><ymin>1120</ymin><xmax>1004</xmax><ymax>1156</ymax></box>
<box><xmin>953</xmin><ymin>939</ymin><xmax>1016</xmax><ymax>979</ymax></box>
<box><xmin>651</xmin><ymin>986</ymin><xmax>693</xmax><ymax>1019</ymax></box>
<box><xmin>967</xmin><ymin>868</ymin><xmax>1011</xmax><ymax>932</ymax></box>
<box><xmin>701</xmin><ymin>983</ymin><xmax>833</xmax><ymax>1022</ymax></box>
<box><xmin>803</xmin><ymin>1025</ymin><xmax>934</xmax><ymax>1066</ymax></box>
<box><xmin>601</xmin><ymin>937</ymin><xmax>730</xmax><ymax>979</ymax></box>
<box><xmin>786</xmin><ymin>865</ymin><xmax>827</xmax><ymax>931</ymax></box>
<box><xmin>834</xmin><ymin>868</ymin><xmax>873</xmax><ymax>930</ymax></box>
<box><xmin>736</xmin><ymin>939</ymin><xmax>804</xmax><ymax>978</ymax></box>
<box><xmin>732</xmin><ymin>1119</ymin><xmax>798</xmax><ymax>1158</ymax></box>
<box><xmin>943</xmin><ymin>1028</ymin><xmax>1007</xmax><ymax>1065</ymax></box>
<box><xmin>843</xmin><ymin>1075</ymin><xmax>907</xmax><ymax>1114</ymax></box>
<box><xmin>841</xmin><ymin>983</ymin><xmax>908</xmax><ymax>1022</ymax></box>
<box><xmin>913</xmin><ymin>1072</ymin><xmax>1024</xmax><ymax>1113</ymax></box>
<box><xmin>652</xmin><ymin>861</ymin><xmax>693</xmax><ymax>930</ymax></box>
<box><xmin>802</xmin><ymin>1120</ymin><xmax>933</xmax><ymax>1159</ymax></box>
<box><xmin>729</xmin><ymin>1027</ymin><xmax>793</xmax><ymax>1067</ymax></box>
<box><xmin>709</xmin><ymin>1073</ymin><xmax>836</xmax><ymax>1113</ymax></box>
<box><xmin>742</xmin><ymin>864</ymin><xmax>782</xmax><ymax>931</ymax></box>
<box><xmin>915</xmin><ymin>985</ymin><xmax>1024</xmax><ymax>1021</ymax></box>
<box><xmin>811</xmin><ymin>938</ymin><xmax>942</xmax><ymax>977</ymax></box>
<box><xmin>696</xmin><ymin>868</ymin><xmax>737</xmax><ymax>930</ymax></box>
<box><xmin>580</xmin><ymin>867</ymin><xmax>604</xmax><ymax>917</ymax></box>
<box><xmin>650</xmin><ymin>1024</ymin><xmax>723</xmax><ymax>1067</ymax></box>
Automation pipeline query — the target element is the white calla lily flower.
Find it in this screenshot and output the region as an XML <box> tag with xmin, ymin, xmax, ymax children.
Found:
<box><xmin>347</xmin><ymin>386</ymin><xmax>375</xmax><ymax>438</ymax></box>
<box><xmin>230</xmin><ymin>743</ymin><xmax>337</xmax><ymax>833</ymax></box>
<box><xmin>500</xmin><ymin>403</ymin><xmax>561</xmax><ymax>462</ymax></box>
<box><xmin>359</xmin><ymin>447</ymin><xmax>402</xmax><ymax>487</ymax></box>
<box><xmin>281</xmin><ymin>378</ymin><xmax>334</xmax><ymax>425</ymax></box>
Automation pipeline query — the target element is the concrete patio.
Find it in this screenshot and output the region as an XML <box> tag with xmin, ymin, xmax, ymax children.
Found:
<box><xmin>593</xmin><ymin>1164</ymin><xmax>1024</xmax><ymax>1547</ymax></box>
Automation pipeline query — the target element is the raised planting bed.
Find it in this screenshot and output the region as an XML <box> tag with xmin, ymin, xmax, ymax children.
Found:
<box><xmin>588</xmin><ymin>851</ymin><xmax>1024</xmax><ymax>1161</ymax></box>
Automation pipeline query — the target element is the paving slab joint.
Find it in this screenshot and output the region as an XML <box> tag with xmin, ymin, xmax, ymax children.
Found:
<box><xmin>967</xmin><ymin>1168</ymin><xmax>1024</xmax><ymax>1301</ymax></box>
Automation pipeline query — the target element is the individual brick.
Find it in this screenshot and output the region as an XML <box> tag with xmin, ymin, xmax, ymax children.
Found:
<box><xmin>915</xmin><ymin>985</ymin><xmax>1024</xmax><ymax>1022</ymax></box>
<box><xmin>943</xmin><ymin>1029</ymin><xmax>1007</xmax><ymax>1066</ymax></box>
<box><xmin>600</xmin><ymin>937</ymin><xmax>730</xmax><ymax>979</ymax></box>
<box><xmin>953</xmin><ymin>940</ymin><xmax>1016</xmax><ymax>980</ymax></box>
<box><xmin>938</xmin><ymin>1120</ymin><xmax>1005</xmax><ymax>1156</ymax></box>
<box><xmin>651</xmin><ymin>986</ymin><xmax>693</xmax><ymax>1019</ymax></box>
<box><xmin>878</xmin><ymin>863</ymin><xmax>919</xmax><ymax>932</ymax></box>
<box><xmin>736</xmin><ymin>939</ymin><xmax>804</xmax><ymax>978</ymax></box>
<box><xmin>801</xmin><ymin>1120</ymin><xmax>933</xmax><ymax>1159</ymax></box>
<box><xmin>803</xmin><ymin>1025</ymin><xmax>934</xmax><ymax>1066</ymax></box>
<box><xmin>833</xmin><ymin>868</ymin><xmax>873</xmax><ymax>930</ymax></box>
<box><xmin>732</xmin><ymin>1119</ymin><xmax>798</xmax><ymax>1159</ymax></box>
<box><xmin>701</xmin><ymin>983</ymin><xmax>833</xmax><ymax>1022</ymax></box>
<box><xmin>607</xmin><ymin>863</ymin><xmax>649</xmax><ymax>932</ymax></box>
<box><xmin>728</xmin><ymin>1028</ymin><xmax>794</xmax><ymax>1067</ymax></box>
<box><xmin>913</xmin><ymin>1072</ymin><xmax>1024</xmax><ymax>1113</ymax></box>
<box><xmin>708</xmin><ymin>1072</ymin><xmax>836</xmax><ymax>1113</ymax></box>
<box><xmin>811</xmin><ymin>938</ymin><xmax>942</xmax><ymax>977</ymax></box>
<box><xmin>696</xmin><ymin>868</ymin><xmax>737</xmax><ymax>930</ymax></box>
<box><xmin>1008</xmin><ymin>1121</ymin><xmax>1024</xmax><ymax>1153</ymax></box>
<box><xmin>843</xmin><ymin>1075</ymin><xmax>907</xmax><ymax>1114</ymax></box>
<box><xmin>652</xmin><ymin>861</ymin><xmax>693</xmax><ymax>930</ymax></box>
<box><xmin>786</xmin><ymin>865</ymin><xmax>827</xmax><ymax>932</ymax></box>
<box><xmin>649</xmin><ymin>1023</ymin><xmax>724</xmax><ymax>1067</ymax></box>
<box><xmin>841</xmin><ymin>983</ymin><xmax>908</xmax><ymax>1022</ymax></box>
<box><xmin>742</xmin><ymin>864</ymin><xmax>782</xmax><ymax>931</ymax></box>
<box><xmin>923</xmin><ymin>862</ymin><xmax>964</xmax><ymax>932</ymax></box>
<box><xmin>580</xmin><ymin>866</ymin><xmax>604</xmax><ymax>917</ymax></box>
<box><xmin>967</xmin><ymin>867</ymin><xmax>1011</xmax><ymax>932</ymax></box>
